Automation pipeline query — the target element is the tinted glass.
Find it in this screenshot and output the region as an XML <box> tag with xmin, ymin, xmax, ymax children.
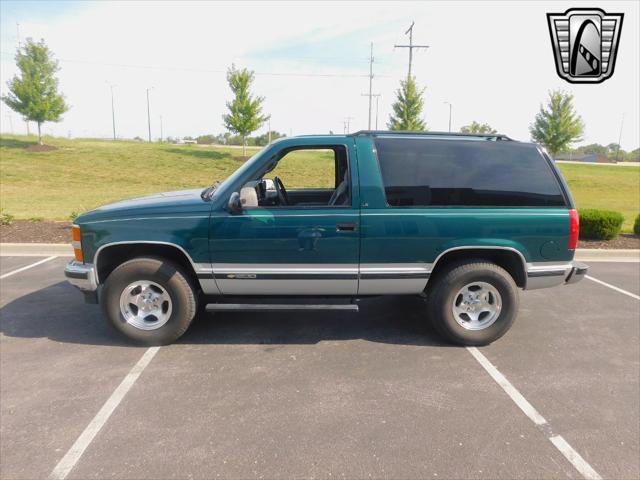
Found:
<box><xmin>374</xmin><ymin>138</ymin><xmax>566</xmax><ymax>207</ymax></box>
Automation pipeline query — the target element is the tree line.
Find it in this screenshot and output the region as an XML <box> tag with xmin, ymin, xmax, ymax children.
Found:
<box><xmin>2</xmin><ymin>38</ymin><xmax>637</xmax><ymax>160</ymax></box>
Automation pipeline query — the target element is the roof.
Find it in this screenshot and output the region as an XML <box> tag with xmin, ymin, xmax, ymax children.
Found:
<box><xmin>349</xmin><ymin>130</ymin><xmax>513</xmax><ymax>141</ymax></box>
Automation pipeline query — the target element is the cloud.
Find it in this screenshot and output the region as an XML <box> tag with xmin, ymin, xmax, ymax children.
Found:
<box><xmin>0</xmin><ymin>1</ymin><xmax>638</xmax><ymax>150</ymax></box>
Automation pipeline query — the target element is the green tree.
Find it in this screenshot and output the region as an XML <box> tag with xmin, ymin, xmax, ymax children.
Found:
<box><xmin>2</xmin><ymin>39</ymin><xmax>69</xmax><ymax>145</ymax></box>
<box><xmin>460</xmin><ymin>121</ymin><xmax>497</xmax><ymax>134</ymax></box>
<box><xmin>387</xmin><ymin>76</ymin><xmax>426</xmax><ymax>131</ymax></box>
<box><xmin>223</xmin><ymin>65</ymin><xmax>269</xmax><ymax>157</ymax></box>
<box><xmin>529</xmin><ymin>90</ymin><xmax>584</xmax><ymax>156</ymax></box>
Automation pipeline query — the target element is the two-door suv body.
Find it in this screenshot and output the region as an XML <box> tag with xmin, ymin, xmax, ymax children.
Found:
<box><xmin>65</xmin><ymin>131</ymin><xmax>587</xmax><ymax>345</ymax></box>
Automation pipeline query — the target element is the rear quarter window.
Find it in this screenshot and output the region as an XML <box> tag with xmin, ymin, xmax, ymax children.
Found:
<box><xmin>374</xmin><ymin>138</ymin><xmax>567</xmax><ymax>207</ymax></box>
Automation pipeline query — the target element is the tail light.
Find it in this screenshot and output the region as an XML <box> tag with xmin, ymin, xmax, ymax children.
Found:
<box><xmin>568</xmin><ymin>209</ymin><xmax>579</xmax><ymax>250</ymax></box>
<box><xmin>71</xmin><ymin>225</ymin><xmax>84</xmax><ymax>262</ymax></box>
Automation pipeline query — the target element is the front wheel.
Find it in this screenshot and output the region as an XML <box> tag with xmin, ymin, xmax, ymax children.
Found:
<box><xmin>427</xmin><ymin>260</ymin><xmax>519</xmax><ymax>346</ymax></box>
<box><xmin>102</xmin><ymin>257</ymin><xmax>197</xmax><ymax>345</ymax></box>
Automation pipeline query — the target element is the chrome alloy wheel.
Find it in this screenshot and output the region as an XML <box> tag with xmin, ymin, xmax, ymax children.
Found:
<box><xmin>119</xmin><ymin>280</ymin><xmax>173</xmax><ymax>330</ymax></box>
<box><xmin>452</xmin><ymin>281</ymin><xmax>502</xmax><ymax>330</ymax></box>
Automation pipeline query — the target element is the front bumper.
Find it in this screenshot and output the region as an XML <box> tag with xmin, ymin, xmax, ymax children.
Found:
<box><xmin>526</xmin><ymin>261</ymin><xmax>588</xmax><ymax>290</ymax></box>
<box><xmin>64</xmin><ymin>261</ymin><xmax>99</xmax><ymax>303</ymax></box>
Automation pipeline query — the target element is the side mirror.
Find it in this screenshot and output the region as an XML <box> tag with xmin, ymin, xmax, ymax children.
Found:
<box><xmin>227</xmin><ymin>192</ymin><xmax>243</xmax><ymax>214</ymax></box>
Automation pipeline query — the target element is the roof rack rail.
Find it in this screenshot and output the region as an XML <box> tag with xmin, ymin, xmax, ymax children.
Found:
<box><xmin>349</xmin><ymin>130</ymin><xmax>513</xmax><ymax>141</ymax></box>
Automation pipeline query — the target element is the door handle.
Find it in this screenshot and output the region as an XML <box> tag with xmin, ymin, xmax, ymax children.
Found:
<box><xmin>336</xmin><ymin>222</ymin><xmax>357</xmax><ymax>232</ymax></box>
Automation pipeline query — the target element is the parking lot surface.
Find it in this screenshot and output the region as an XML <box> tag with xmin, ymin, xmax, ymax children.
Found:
<box><xmin>0</xmin><ymin>256</ymin><xmax>638</xmax><ymax>479</ymax></box>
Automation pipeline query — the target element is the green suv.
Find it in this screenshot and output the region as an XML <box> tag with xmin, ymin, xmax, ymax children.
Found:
<box><xmin>65</xmin><ymin>131</ymin><xmax>587</xmax><ymax>346</ymax></box>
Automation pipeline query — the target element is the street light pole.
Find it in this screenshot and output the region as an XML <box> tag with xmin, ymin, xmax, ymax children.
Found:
<box><xmin>107</xmin><ymin>83</ymin><xmax>116</xmax><ymax>140</ymax></box>
<box><xmin>146</xmin><ymin>88</ymin><xmax>152</xmax><ymax>142</ymax></box>
<box><xmin>444</xmin><ymin>101</ymin><xmax>452</xmax><ymax>132</ymax></box>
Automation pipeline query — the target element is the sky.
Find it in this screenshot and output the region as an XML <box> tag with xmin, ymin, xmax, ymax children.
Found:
<box><xmin>0</xmin><ymin>0</ymin><xmax>638</xmax><ymax>150</ymax></box>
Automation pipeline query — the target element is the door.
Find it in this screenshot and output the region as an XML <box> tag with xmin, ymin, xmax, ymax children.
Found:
<box><xmin>209</xmin><ymin>142</ymin><xmax>360</xmax><ymax>295</ymax></box>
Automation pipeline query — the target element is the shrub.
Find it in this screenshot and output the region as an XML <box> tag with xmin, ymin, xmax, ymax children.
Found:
<box><xmin>579</xmin><ymin>208</ymin><xmax>624</xmax><ymax>240</ymax></box>
<box><xmin>634</xmin><ymin>214</ymin><xmax>640</xmax><ymax>235</ymax></box>
<box><xmin>0</xmin><ymin>210</ymin><xmax>14</xmax><ymax>225</ymax></box>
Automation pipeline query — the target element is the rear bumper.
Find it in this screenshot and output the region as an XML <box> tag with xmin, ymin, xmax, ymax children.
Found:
<box><xmin>564</xmin><ymin>262</ymin><xmax>589</xmax><ymax>285</ymax></box>
<box><xmin>64</xmin><ymin>261</ymin><xmax>99</xmax><ymax>303</ymax></box>
<box><xmin>525</xmin><ymin>261</ymin><xmax>588</xmax><ymax>290</ymax></box>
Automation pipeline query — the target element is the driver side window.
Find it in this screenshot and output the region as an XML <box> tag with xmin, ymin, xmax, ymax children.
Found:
<box><xmin>243</xmin><ymin>145</ymin><xmax>351</xmax><ymax>208</ymax></box>
<box><xmin>269</xmin><ymin>149</ymin><xmax>336</xmax><ymax>189</ymax></box>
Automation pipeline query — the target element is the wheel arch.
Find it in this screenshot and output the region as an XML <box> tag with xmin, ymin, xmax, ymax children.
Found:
<box><xmin>429</xmin><ymin>246</ymin><xmax>528</xmax><ymax>289</ymax></box>
<box><xmin>94</xmin><ymin>241</ymin><xmax>203</xmax><ymax>288</ymax></box>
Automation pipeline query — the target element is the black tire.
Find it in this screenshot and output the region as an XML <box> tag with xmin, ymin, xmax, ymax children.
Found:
<box><xmin>427</xmin><ymin>260</ymin><xmax>519</xmax><ymax>346</ymax></box>
<box><xmin>101</xmin><ymin>257</ymin><xmax>197</xmax><ymax>345</ymax></box>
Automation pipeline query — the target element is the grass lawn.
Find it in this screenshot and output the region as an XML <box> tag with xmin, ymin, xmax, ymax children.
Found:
<box><xmin>557</xmin><ymin>163</ymin><xmax>639</xmax><ymax>231</ymax></box>
<box><xmin>1</xmin><ymin>135</ymin><xmax>638</xmax><ymax>231</ymax></box>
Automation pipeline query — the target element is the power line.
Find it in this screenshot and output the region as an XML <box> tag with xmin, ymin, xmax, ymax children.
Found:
<box><xmin>394</xmin><ymin>21</ymin><xmax>429</xmax><ymax>79</ymax></box>
<box><xmin>0</xmin><ymin>51</ymin><xmax>383</xmax><ymax>78</ymax></box>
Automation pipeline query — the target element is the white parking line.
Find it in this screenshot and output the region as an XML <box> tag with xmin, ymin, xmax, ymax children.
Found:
<box><xmin>0</xmin><ymin>256</ymin><xmax>57</xmax><ymax>279</ymax></box>
<box><xmin>585</xmin><ymin>275</ymin><xmax>640</xmax><ymax>300</ymax></box>
<box><xmin>49</xmin><ymin>347</ymin><xmax>160</xmax><ymax>480</ymax></box>
<box><xmin>467</xmin><ymin>347</ymin><xmax>602</xmax><ymax>480</ymax></box>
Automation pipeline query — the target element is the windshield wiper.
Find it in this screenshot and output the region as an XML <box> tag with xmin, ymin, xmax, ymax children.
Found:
<box><xmin>200</xmin><ymin>181</ymin><xmax>220</xmax><ymax>200</ymax></box>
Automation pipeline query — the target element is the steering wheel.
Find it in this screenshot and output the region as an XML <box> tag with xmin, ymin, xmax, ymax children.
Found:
<box><xmin>273</xmin><ymin>176</ymin><xmax>290</xmax><ymax>206</ymax></box>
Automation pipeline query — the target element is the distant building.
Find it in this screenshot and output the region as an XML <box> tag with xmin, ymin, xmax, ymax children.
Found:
<box><xmin>554</xmin><ymin>153</ymin><xmax>616</xmax><ymax>163</ymax></box>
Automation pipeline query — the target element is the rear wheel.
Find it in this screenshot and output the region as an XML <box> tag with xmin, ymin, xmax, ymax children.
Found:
<box><xmin>102</xmin><ymin>257</ymin><xmax>197</xmax><ymax>345</ymax></box>
<box><xmin>427</xmin><ymin>260</ymin><xmax>519</xmax><ymax>346</ymax></box>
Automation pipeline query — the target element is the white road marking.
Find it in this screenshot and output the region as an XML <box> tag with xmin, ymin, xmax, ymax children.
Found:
<box><xmin>466</xmin><ymin>346</ymin><xmax>547</xmax><ymax>425</ymax></box>
<box><xmin>49</xmin><ymin>347</ymin><xmax>160</xmax><ymax>480</ymax></box>
<box><xmin>467</xmin><ymin>347</ymin><xmax>602</xmax><ymax>480</ymax></box>
<box><xmin>550</xmin><ymin>435</ymin><xmax>603</xmax><ymax>480</ymax></box>
<box><xmin>0</xmin><ymin>256</ymin><xmax>57</xmax><ymax>279</ymax></box>
<box><xmin>585</xmin><ymin>275</ymin><xmax>640</xmax><ymax>300</ymax></box>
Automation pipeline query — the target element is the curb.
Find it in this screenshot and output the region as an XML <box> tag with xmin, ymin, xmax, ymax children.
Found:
<box><xmin>1</xmin><ymin>243</ymin><xmax>638</xmax><ymax>262</ymax></box>
<box><xmin>574</xmin><ymin>249</ymin><xmax>639</xmax><ymax>262</ymax></box>
<box><xmin>0</xmin><ymin>243</ymin><xmax>74</xmax><ymax>257</ymax></box>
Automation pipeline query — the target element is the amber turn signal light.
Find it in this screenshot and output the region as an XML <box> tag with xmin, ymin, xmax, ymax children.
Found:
<box><xmin>71</xmin><ymin>225</ymin><xmax>83</xmax><ymax>262</ymax></box>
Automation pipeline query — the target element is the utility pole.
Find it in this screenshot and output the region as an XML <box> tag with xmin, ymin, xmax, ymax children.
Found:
<box><xmin>268</xmin><ymin>119</ymin><xmax>271</xmax><ymax>144</ymax></box>
<box><xmin>361</xmin><ymin>93</ymin><xmax>381</xmax><ymax>130</ymax></box>
<box><xmin>444</xmin><ymin>101</ymin><xmax>452</xmax><ymax>132</ymax></box>
<box><xmin>394</xmin><ymin>22</ymin><xmax>429</xmax><ymax>79</ymax></box>
<box><xmin>107</xmin><ymin>82</ymin><xmax>116</xmax><ymax>140</ymax></box>
<box><xmin>160</xmin><ymin>115</ymin><xmax>164</xmax><ymax>143</ymax></box>
<box><xmin>343</xmin><ymin>116</ymin><xmax>354</xmax><ymax>134</ymax></box>
<box><xmin>365</xmin><ymin>42</ymin><xmax>374</xmax><ymax>129</ymax></box>
<box><xmin>6</xmin><ymin>114</ymin><xmax>14</xmax><ymax>133</ymax></box>
<box><xmin>615</xmin><ymin>113</ymin><xmax>625</xmax><ymax>162</ymax></box>
<box><xmin>146</xmin><ymin>87</ymin><xmax>152</xmax><ymax>142</ymax></box>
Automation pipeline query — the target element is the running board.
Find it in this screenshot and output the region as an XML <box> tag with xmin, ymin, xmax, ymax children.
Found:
<box><xmin>206</xmin><ymin>303</ymin><xmax>359</xmax><ymax>312</ymax></box>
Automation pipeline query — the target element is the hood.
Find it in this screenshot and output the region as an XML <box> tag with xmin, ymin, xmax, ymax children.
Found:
<box><xmin>76</xmin><ymin>188</ymin><xmax>211</xmax><ymax>222</ymax></box>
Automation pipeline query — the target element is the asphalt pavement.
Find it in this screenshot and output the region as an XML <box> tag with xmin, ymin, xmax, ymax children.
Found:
<box><xmin>0</xmin><ymin>256</ymin><xmax>638</xmax><ymax>480</ymax></box>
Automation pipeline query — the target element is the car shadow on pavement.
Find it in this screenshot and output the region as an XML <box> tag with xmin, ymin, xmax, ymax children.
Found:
<box><xmin>0</xmin><ymin>282</ymin><xmax>448</xmax><ymax>348</ymax></box>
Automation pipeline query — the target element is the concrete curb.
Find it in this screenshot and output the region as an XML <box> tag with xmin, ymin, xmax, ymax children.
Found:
<box><xmin>0</xmin><ymin>243</ymin><xmax>74</xmax><ymax>257</ymax></box>
<box><xmin>574</xmin><ymin>249</ymin><xmax>639</xmax><ymax>262</ymax></box>
<box><xmin>1</xmin><ymin>243</ymin><xmax>638</xmax><ymax>262</ymax></box>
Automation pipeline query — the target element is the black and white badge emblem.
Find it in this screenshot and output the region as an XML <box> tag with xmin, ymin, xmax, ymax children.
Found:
<box><xmin>547</xmin><ymin>8</ymin><xmax>624</xmax><ymax>84</ymax></box>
